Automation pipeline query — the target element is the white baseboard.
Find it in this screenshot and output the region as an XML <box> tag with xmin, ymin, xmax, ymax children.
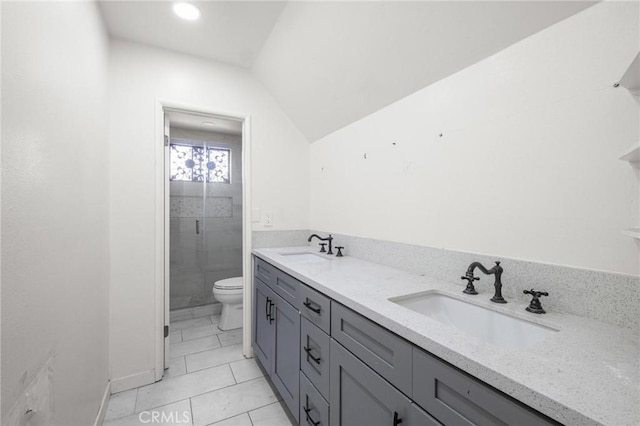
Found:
<box><xmin>94</xmin><ymin>380</ymin><xmax>111</xmax><ymax>426</ymax></box>
<box><xmin>110</xmin><ymin>370</ymin><xmax>155</xmax><ymax>394</ymax></box>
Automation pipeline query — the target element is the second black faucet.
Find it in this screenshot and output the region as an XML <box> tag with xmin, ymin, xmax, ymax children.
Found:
<box><xmin>461</xmin><ymin>261</ymin><xmax>507</xmax><ymax>304</ymax></box>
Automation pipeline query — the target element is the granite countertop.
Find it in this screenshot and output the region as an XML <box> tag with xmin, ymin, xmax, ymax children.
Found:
<box><xmin>252</xmin><ymin>246</ymin><xmax>640</xmax><ymax>426</ymax></box>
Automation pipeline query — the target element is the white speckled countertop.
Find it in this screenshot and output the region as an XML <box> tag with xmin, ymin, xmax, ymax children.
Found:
<box><xmin>253</xmin><ymin>247</ymin><xmax>640</xmax><ymax>426</ymax></box>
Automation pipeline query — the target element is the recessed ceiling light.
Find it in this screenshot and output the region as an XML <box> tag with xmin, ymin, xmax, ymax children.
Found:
<box><xmin>173</xmin><ymin>3</ymin><xmax>201</xmax><ymax>21</ymax></box>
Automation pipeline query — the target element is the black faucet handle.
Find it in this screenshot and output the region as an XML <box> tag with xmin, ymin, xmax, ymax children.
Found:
<box><xmin>524</xmin><ymin>289</ymin><xmax>548</xmax><ymax>314</ymax></box>
<box><xmin>461</xmin><ymin>275</ymin><xmax>479</xmax><ymax>295</ymax></box>
<box><xmin>319</xmin><ymin>243</ymin><xmax>327</xmax><ymax>253</ymax></box>
<box><xmin>461</xmin><ymin>275</ymin><xmax>479</xmax><ymax>282</ymax></box>
<box><xmin>524</xmin><ymin>289</ymin><xmax>548</xmax><ymax>298</ymax></box>
<box><xmin>335</xmin><ymin>246</ymin><xmax>344</xmax><ymax>257</ymax></box>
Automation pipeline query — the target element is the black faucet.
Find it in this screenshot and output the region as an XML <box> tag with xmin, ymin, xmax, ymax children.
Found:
<box><xmin>461</xmin><ymin>261</ymin><xmax>506</xmax><ymax>304</ymax></box>
<box><xmin>308</xmin><ymin>234</ymin><xmax>334</xmax><ymax>255</ymax></box>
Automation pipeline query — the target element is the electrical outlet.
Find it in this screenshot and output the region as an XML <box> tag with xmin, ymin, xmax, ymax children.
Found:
<box><xmin>263</xmin><ymin>211</ymin><xmax>273</xmax><ymax>227</ymax></box>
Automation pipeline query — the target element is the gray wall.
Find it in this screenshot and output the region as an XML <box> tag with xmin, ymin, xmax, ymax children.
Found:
<box><xmin>169</xmin><ymin>128</ymin><xmax>242</xmax><ymax>309</ymax></box>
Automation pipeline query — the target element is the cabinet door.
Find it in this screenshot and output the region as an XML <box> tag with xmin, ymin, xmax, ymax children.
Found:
<box><xmin>271</xmin><ymin>293</ymin><xmax>301</xmax><ymax>423</ymax></box>
<box><xmin>253</xmin><ymin>278</ymin><xmax>275</xmax><ymax>373</ymax></box>
<box><xmin>330</xmin><ymin>339</ymin><xmax>411</xmax><ymax>426</ymax></box>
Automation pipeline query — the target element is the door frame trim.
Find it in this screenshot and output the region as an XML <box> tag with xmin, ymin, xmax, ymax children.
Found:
<box><xmin>154</xmin><ymin>99</ymin><xmax>253</xmax><ymax>381</ymax></box>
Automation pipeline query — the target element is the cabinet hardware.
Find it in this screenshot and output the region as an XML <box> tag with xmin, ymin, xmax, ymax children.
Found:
<box><xmin>303</xmin><ymin>299</ymin><xmax>322</xmax><ymax>314</ymax></box>
<box><xmin>304</xmin><ymin>345</ymin><xmax>322</xmax><ymax>365</ymax></box>
<box><xmin>266</xmin><ymin>297</ymin><xmax>272</xmax><ymax>320</ymax></box>
<box><xmin>303</xmin><ymin>396</ymin><xmax>320</xmax><ymax>426</ymax></box>
<box><xmin>195</xmin><ymin>219</ymin><xmax>200</xmax><ymax>235</ymax></box>
<box><xmin>268</xmin><ymin>300</ymin><xmax>275</xmax><ymax>323</ymax></box>
<box><xmin>393</xmin><ymin>411</ymin><xmax>403</xmax><ymax>426</ymax></box>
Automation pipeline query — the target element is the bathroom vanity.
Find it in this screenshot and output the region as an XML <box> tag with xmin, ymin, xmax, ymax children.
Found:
<box><xmin>252</xmin><ymin>247</ymin><xmax>639</xmax><ymax>426</ymax></box>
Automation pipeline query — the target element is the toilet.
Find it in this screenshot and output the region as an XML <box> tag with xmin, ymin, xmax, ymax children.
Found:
<box><xmin>212</xmin><ymin>277</ymin><xmax>244</xmax><ymax>331</ymax></box>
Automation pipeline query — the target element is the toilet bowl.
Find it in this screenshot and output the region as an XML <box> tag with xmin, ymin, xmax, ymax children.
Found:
<box><xmin>212</xmin><ymin>277</ymin><xmax>243</xmax><ymax>331</ymax></box>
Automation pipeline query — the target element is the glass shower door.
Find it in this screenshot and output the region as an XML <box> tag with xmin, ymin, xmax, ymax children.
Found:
<box><xmin>169</xmin><ymin>143</ymin><xmax>208</xmax><ymax>310</ymax></box>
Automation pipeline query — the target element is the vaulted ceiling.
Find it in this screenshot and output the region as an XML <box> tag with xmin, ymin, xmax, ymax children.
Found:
<box><xmin>99</xmin><ymin>1</ymin><xmax>596</xmax><ymax>142</ymax></box>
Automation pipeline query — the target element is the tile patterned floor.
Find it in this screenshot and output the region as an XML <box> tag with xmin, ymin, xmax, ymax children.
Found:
<box><xmin>104</xmin><ymin>307</ymin><xmax>294</xmax><ymax>426</ymax></box>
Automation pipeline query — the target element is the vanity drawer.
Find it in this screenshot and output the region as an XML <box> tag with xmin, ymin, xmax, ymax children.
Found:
<box><xmin>300</xmin><ymin>317</ymin><xmax>330</xmax><ymax>400</ymax></box>
<box><xmin>413</xmin><ymin>348</ymin><xmax>559</xmax><ymax>426</ymax></box>
<box><xmin>254</xmin><ymin>256</ymin><xmax>276</xmax><ymax>288</ymax></box>
<box><xmin>273</xmin><ymin>269</ymin><xmax>302</xmax><ymax>307</ymax></box>
<box><xmin>331</xmin><ymin>301</ymin><xmax>413</xmax><ymax>396</ymax></box>
<box><xmin>300</xmin><ymin>372</ymin><xmax>330</xmax><ymax>426</ymax></box>
<box><xmin>300</xmin><ymin>284</ymin><xmax>331</xmax><ymax>334</ymax></box>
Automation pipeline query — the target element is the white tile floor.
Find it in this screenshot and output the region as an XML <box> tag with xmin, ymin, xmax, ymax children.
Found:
<box><xmin>104</xmin><ymin>308</ymin><xmax>295</xmax><ymax>426</ymax></box>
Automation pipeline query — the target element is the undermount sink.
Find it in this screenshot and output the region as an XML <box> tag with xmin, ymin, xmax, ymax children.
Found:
<box><xmin>390</xmin><ymin>291</ymin><xmax>558</xmax><ymax>349</ymax></box>
<box><xmin>279</xmin><ymin>252</ymin><xmax>330</xmax><ymax>263</ymax></box>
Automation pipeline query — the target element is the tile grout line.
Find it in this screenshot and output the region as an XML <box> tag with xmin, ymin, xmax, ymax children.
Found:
<box><xmin>138</xmin><ymin>373</ymin><xmax>267</xmax><ymax>418</ymax></box>
<box><xmin>189</xmin><ymin>397</ymin><xmax>195</xmax><ymax>426</ymax></box>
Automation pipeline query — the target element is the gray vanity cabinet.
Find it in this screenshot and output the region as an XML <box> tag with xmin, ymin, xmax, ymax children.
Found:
<box><xmin>253</xmin><ymin>278</ymin><xmax>275</xmax><ymax>373</ymax></box>
<box><xmin>330</xmin><ymin>338</ymin><xmax>411</xmax><ymax>426</ymax></box>
<box><xmin>253</xmin><ymin>255</ymin><xmax>560</xmax><ymax>426</ymax></box>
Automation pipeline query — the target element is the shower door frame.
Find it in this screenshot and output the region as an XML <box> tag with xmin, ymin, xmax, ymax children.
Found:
<box><xmin>154</xmin><ymin>99</ymin><xmax>254</xmax><ymax>382</ymax></box>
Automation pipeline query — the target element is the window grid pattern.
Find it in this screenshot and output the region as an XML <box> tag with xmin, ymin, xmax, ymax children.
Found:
<box><xmin>170</xmin><ymin>143</ymin><xmax>230</xmax><ymax>183</ymax></box>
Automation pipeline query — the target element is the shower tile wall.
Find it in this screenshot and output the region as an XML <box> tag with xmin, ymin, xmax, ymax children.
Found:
<box><xmin>170</xmin><ymin>128</ymin><xmax>243</xmax><ymax>310</ymax></box>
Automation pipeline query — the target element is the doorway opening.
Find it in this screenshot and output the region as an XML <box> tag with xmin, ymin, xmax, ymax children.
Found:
<box><xmin>156</xmin><ymin>102</ymin><xmax>253</xmax><ymax>380</ymax></box>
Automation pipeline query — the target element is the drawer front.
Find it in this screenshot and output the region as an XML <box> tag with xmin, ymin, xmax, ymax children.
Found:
<box><xmin>300</xmin><ymin>372</ymin><xmax>330</xmax><ymax>426</ymax></box>
<box><xmin>331</xmin><ymin>301</ymin><xmax>412</xmax><ymax>396</ymax></box>
<box><xmin>273</xmin><ymin>269</ymin><xmax>302</xmax><ymax>307</ymax></box>
<box><xmin>413</xmin><ymin>348</ymin><xmax>559</xmax><ymax>426</ymax></box>
<box><xmin>254</xmin><ymin>256</ymin><xmax>276</xmax><ymax>288</ymax></box>
<box><xmin>300</xmin><ymin>284</ymin><xmax>331</xmax><ymax>334</ymax></box>
<box><xmin>300</xmin><ymin>317</ymin><xmax>330</xmax><ymax>400</ymax></box>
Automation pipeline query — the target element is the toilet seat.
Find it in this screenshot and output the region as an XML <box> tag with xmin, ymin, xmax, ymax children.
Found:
<box><xmin>213</xmin><ymin>277</ymin><xmax>243</xmax><ymax>291</ymax></box>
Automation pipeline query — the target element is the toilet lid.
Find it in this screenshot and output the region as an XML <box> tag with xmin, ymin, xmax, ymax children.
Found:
<box><xmin>213</xmin><ymin>277</ymin><xmax>243</xmax><ymax>290</ymax></box>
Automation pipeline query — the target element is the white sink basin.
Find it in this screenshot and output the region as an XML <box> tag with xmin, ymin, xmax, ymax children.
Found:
<box><xmin>280</xmin><ymin>252</ymin><xmax>330</xmax><ymax>263</ymax></box>
<box><xmin>390</xmin><ymin>292</ymin><xmax>557</xmax><ymax>349</ymax></box>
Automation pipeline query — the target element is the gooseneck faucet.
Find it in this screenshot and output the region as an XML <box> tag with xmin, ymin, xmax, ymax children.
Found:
<box><xmin>461</xmin><ymin>261</ymin><xmax>507</xmax><ymax>304</ymax></box>
<box><xmin>308</xmin><ymin>234</ymin><xmax>334</xmax><ymax>255</ymax></box>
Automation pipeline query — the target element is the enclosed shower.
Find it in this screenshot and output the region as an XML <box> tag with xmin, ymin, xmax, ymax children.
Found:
<box><xmin>168</xmin><ymin>119</ymin><xmax>243</xmax><ymax>311</ymax></box>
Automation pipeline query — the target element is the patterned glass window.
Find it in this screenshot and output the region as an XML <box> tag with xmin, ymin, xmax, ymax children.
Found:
<box><xmin>170</xmin><ymin>143</ymin><xmax>230</xmax><ymax>183</ymax></box>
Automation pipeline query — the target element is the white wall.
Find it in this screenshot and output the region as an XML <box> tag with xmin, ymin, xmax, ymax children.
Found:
<box><xmin>310</xmin><ymin>1</ymin><xmax>639</xmax><ymax>276</ymax></box>
<box><xmin>1</xmin><ymin>2</ymin><xmax>110</xmax><ymax>425</ymax></box>
<box><xmin>108</xmin><ymin>40</ymin><xmax>309</xmax><ymax>387</ymax></box>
